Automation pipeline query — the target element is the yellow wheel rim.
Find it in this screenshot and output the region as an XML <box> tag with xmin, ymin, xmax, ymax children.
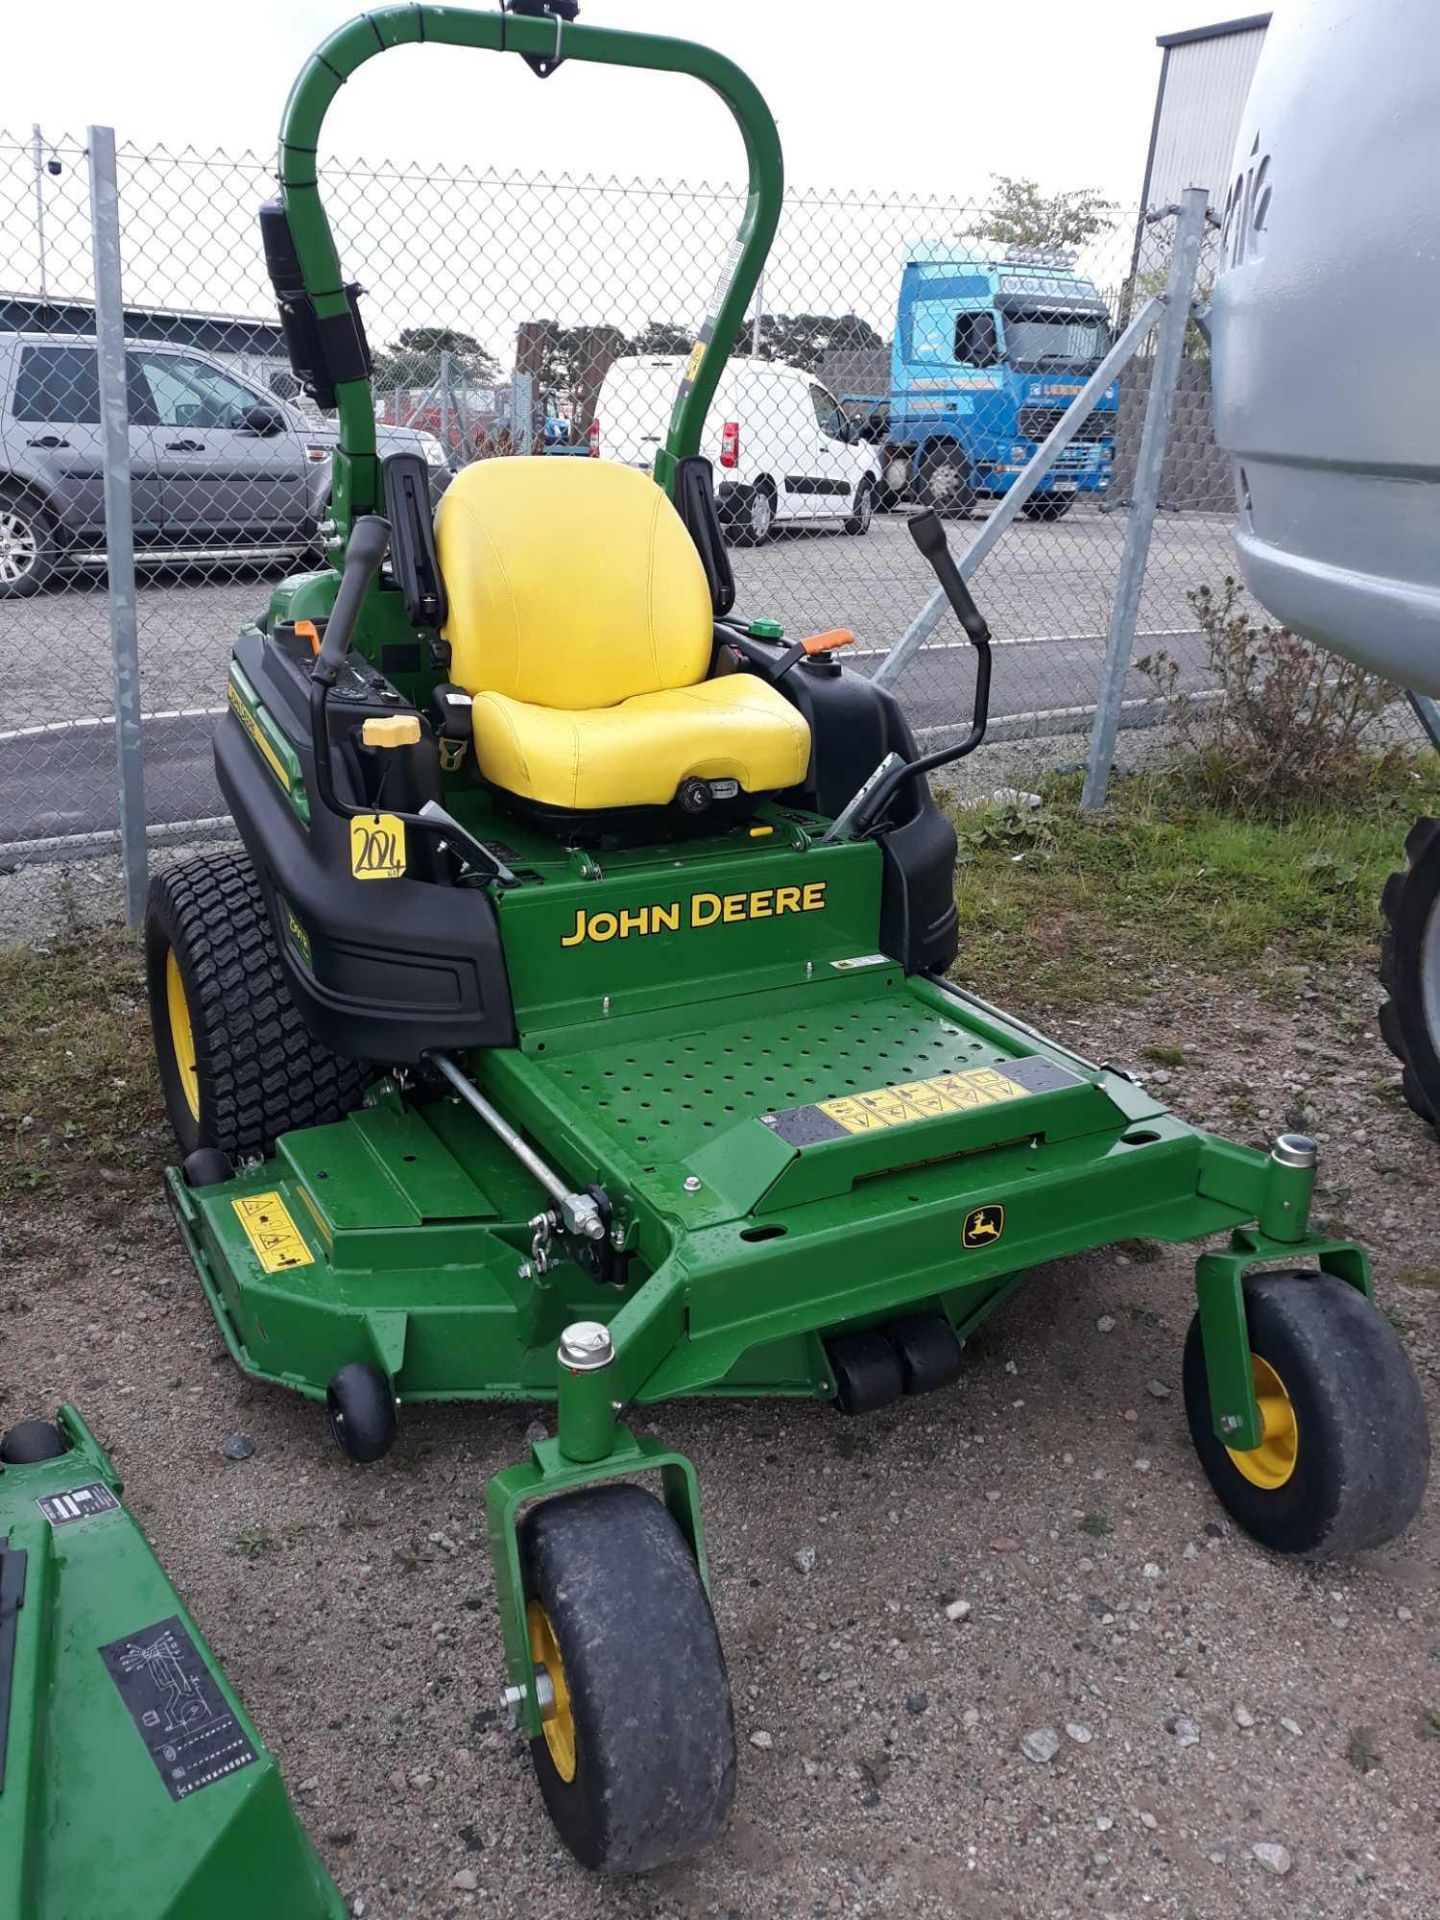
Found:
<box><xmin>1226</xmin><ymin>1352</ymin><xmax>1299</xmax><ymax>1490</ymax></box>
<box><xmin>526</xmin><ymin>1601</ymin><xmax>577</xmax><ymax>1783</ymax></box>
<box><xmin>165</xmin><ymin>948</ymin><xmax>200</xmax><ymax>1122</ymax></box>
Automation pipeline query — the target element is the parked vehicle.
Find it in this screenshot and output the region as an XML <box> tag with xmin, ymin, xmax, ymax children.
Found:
<box><xmin>593</xmin><ymin>353</ymin><xmax>880</xmax><ymax>542</ymax></box>
<box><xmin>844</xmin><ymin>245</ymin><xmax>1118</xmax><ymax>519</ymax></box>
<box><xmin>0</xmin><ymin>334</ymin><xmax>447</xmax><ymax>596</ymax></box>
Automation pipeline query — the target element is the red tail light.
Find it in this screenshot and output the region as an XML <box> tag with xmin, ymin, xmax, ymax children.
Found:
<box><xmin>587</xmin><ymin>418</ymin><xmax>600</xmax><ymax>456</ymax></box>
<box><xmin>719</xmin><ymin>420</ymin><xmax>740</xmax><ymax>469</ymax></box>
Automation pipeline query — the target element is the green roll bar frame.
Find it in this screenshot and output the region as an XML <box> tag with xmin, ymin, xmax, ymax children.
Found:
<box><xmin>276</xmin><ymin>4</ymin><xmax>784</xmax><ymax>541</ymax></box>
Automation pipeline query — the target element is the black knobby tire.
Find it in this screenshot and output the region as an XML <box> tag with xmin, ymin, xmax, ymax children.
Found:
<box><xmin>326</xmin><ymin>1363</ymin><xmax>396</xmax><ymax>1464</ymax></box>
<box><xmin>919</xmin><ymin>444</ymin><xmax>975</xmax><ymax>516</ymax></box>
<box><xmin>146</xmin><ymin>850</ymin><xmax>371</xmax><ymax>1159</ymax></box>
<box><xmin>0</xmin><ymin>1419</ymin><xmax>68</xmax><ymax>1464</ymax></box>
<box><xmin>826</xmin><ymin>1328</ymin><xmax>904</xmax><ymax>1415</ymax></box>
<box><xmin>844</xmin><ymin>478</ymin><xmax>875</xmax><ymax>536</ymax></box>
<box><xmin>0</xmin><ymin>487</ymin><xmax>59</xmax><ymax>599</ymax></box>
<box><xmin>1021</xmin><ymin>494</ymin><xmax>1074</xmax><ymax>522</ymax></box>
<box><xmin>1378</xmin><ymin>815</ymin><xmax>1440</xmax><ymax>1122</ymax></box>
<box><xmin>519</xmin><ymin>1483</ymin><xmax>735</xmax><ymax>1873</ymax></box>
<box><xmin>1183</xmin><ymin>1270</ymin><xmax>1429</xmax><ymax>1557</ymax></box>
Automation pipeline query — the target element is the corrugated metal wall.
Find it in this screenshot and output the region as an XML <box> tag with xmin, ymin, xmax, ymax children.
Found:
<box><xmin>1150</xmin><ymin>25</ymin><xmax>1269</xmax><ymax>205</ymax></box>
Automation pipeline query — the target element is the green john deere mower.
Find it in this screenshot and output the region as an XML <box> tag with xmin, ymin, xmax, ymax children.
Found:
<box><xmin>145</xmin><ymin>2</ymin><xmax>1429</xmax><ymax>1873</ymax></box>
<box><xmin>0</xmin><ymin>1409</ymin><xmax>342</xmax><ymax>1917</ymax></box>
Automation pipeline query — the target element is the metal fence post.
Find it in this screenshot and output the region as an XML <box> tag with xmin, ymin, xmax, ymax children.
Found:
<box><xmin>87</xmin><ymin>124</ymin><xmax>147</xmax><ymax>925</ymax></box>
<box><xmin>1081</xmin><ymin>185</ymin><xmax>1210</xmax><ymax>811</ymax></box>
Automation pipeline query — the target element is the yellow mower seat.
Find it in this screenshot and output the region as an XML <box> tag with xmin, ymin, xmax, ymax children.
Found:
<box><xmin>435</xmin><ymin>457</ymin><xmax>811</xmax><ymax>811</ymax></box>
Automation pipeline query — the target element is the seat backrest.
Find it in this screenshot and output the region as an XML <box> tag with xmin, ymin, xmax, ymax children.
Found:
<box><xmin>436</xmin><ymin>457</ymin><xmax>714</xmax><ymax>710</ymax></box>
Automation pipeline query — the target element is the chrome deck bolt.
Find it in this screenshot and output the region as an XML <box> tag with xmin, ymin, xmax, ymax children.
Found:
<box><xmin>683</xmin><ymin>1175</ymin><xmax>702</xmax><ymax>1193</ymax></box>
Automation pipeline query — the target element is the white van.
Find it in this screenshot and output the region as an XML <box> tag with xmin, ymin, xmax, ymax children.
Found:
<box><xmin>592</xmin><ymin>355</ymin><xmax>880</xmax><ymax>544</ymax></box>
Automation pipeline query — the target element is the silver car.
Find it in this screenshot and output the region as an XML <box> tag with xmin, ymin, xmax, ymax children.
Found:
<box><xmin>0</xmin><ymin>333</ymin><xmax>447</xmax><ymax>596</ymax></box>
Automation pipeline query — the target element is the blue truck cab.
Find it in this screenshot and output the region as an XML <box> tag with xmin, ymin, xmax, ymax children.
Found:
<box><xmin>856</xmin><ymin>244</ymin><xmax>1117</xmax><ymax>519</ymax></box>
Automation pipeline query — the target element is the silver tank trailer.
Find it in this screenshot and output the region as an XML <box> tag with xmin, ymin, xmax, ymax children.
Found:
<box><xmin>1211</xmin><ymin>0</ymin><xmax>1440</xmax><ymax>693</ymax></box>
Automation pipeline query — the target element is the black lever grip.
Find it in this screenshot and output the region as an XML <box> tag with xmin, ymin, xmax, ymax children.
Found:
<box><xmin>908</xmin><ymin>509</ymin><xmax>991</xmax><ymax>648</ymax></box>
<box><xmin>313</xmin><ymin>515</ymin><xmax>391</xmax><ymax>684</ymax></box>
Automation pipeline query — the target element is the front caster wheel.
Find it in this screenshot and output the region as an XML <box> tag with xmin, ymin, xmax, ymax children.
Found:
<box><xmin>519</xmin><ymin>1483</ymin><xmax>735</xmax><ymax>1873</ymax></box>
<box><xmin>1183</xmin><ymin>1270</ymin><xmax>1429</xmax><ymax>1557</ymax></box>
<box><xmin>326</xmin><ymin>1363</ymin><xmax>396</xmax><ymax>1464</ymax></box>
<box><xmin>826</xmin><ymin>1328</ymin><xmax>903</xmax><ymax>1415</ymax></box>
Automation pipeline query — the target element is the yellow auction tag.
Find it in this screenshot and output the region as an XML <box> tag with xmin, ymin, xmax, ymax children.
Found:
<box><xmin>232</xmin><ymin>1192</ymin><xmax>314</xmax><ymax>1273</ymax></box>
<box><xmin>349</xmin><ymin>812</ymin><xmax>406</xmax><ymax>880</ymax></box>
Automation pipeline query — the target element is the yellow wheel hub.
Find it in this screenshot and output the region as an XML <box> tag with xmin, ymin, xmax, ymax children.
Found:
<box><xmin>1226</xmin><ymin>1352</ymin><xmax>1299</xmax><ymax>1490</ymax></box>
<box><xmin>526</xmin><ymin>1601</ymin><xmax>577</xmax><ymax>1782</ymax></box>
<box><xmin>165</xmin><ymin>948</ymin><xmax>200</xmax><ymax>1122</ymax></box>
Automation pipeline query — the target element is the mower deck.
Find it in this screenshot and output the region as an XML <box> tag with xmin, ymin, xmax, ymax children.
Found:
<box><xmin>169</xmin><ymin>963</ymin><xmax>1309</xmax><ymax>1411</ymax></box>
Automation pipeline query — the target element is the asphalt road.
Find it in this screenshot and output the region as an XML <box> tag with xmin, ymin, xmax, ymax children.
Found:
<box><xmin>1</xmin><ymin>504</ymin><xmax>1234</xmax><ymax>850</ymax></box>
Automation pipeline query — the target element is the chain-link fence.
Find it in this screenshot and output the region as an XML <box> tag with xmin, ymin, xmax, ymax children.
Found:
<box><xmin>0</xmin><ymin>128</ymin><xmax>1418</xmax><ymax>871</ymax></box>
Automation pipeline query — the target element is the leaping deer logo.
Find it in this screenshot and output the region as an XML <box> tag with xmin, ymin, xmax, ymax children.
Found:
<box><xmin>963</xmin><ymin>1205</ymin><xmax>1005</xmax><ymax>1248</ymax></box>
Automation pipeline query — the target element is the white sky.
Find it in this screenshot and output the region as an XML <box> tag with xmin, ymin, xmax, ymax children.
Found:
<box><xmin>10</xmin><ymin>1</ymin><xmax>1257</xmax><ymax>201</ymax></box>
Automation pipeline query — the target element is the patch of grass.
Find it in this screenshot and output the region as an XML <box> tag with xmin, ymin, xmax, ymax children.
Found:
<box><xmin>1347</xmin><ymin>1726</ymin><xmax>1382</xmax><ymax>1774</ymax></box>
<box><xmin>231</xmin><ymin>1523</ymin><xmax>281</xmax><ymax>1561</ymax></box>
<box><xmin>0</xmin><ymin>926</ymin><xmax>165</xmax><ymax>1216</ymax></box>
<box><xmin>1079</xmin><ymin>1511</ymin><xmax>1111</xmax><ymax>1538</ymax></box>
<box><xmin>1417</xmin><ymin>1706</ymin><xmax>1440</xmax><ymax>1741</ymax></box>
<box><xmin>1139</xmin><ymin>1045</ymin><xmax>1186</xmax><ymax>1068</ymax></box>
<box><xmin>948</xmin><ymin>758</ymin><xmax>1440</xmax><ymax>1011</ymax></box>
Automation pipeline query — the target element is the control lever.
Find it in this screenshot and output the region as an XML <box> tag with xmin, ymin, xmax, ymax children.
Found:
<box><xmin>312</xmin><ymin>514</ymin><xmax>391</xmax><ymax>686</ymax></box>
<box><xmin>823</xmin><ymin>511</ymin><xmax>992</xmax><ymax>841</ymax></box>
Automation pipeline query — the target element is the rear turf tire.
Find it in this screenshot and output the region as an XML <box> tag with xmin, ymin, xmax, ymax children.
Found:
<box><xmin>1183</xmin><ymin>1270</ymin><xmax>1429</xmax><ymax>1557</ymax></box>
<box><xmin>1378</xmin><ymin>815</ymin><xmax>1440</xmax><ymax>1123</ymax></box>
<box><xmin>519</xmin><ymin>1484</ymin><xmax>735</xmax><ymax>1872</ymax></box>
<box><xmin>146</xmin><ymin>850</ymin><xmax>370</xmax><ymax>1160</ymax></box>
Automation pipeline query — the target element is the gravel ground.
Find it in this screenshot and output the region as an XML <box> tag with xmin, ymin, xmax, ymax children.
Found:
<box><xmin>4</xmin><ymin>941</ymin><xmax>1438</xmax><ymax>1917</ymax></box>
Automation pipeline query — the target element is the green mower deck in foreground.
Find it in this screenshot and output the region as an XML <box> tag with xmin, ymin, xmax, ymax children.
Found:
<box><xmin>0</xmin><ymin>1408</ymin><xmax>342</xmax><ymax>1919</ymax></box>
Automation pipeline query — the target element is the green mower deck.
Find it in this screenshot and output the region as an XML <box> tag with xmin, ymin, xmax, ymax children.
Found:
<box><xmin>0</xmin><ymin>1408</ymin><xmax>342</xmax><ymax>1919</ymax></box>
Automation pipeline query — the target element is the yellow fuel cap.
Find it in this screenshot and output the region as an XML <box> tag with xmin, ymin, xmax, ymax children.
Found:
<box><xmin>361</xmin><ymin>714</ymin><xmax>422</xmax><ymax>748</ymax></box>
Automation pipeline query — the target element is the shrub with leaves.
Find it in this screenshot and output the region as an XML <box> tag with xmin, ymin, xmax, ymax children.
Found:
<box><xmin>1136</xmin><ymin>576</ymin><xmax>1397</xmax><ymax>814</ymax></box>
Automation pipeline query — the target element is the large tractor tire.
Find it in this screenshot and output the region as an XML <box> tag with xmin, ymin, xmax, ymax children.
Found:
<box><xmin>146</xmin><ymin>850</ymin><xmax>371</xmax><ymax>1160</ymax></box>
<box><xmin>1378</xmin><ymin>816</ymin><xmax>1440</xmax><ymax>1124</ymax></box>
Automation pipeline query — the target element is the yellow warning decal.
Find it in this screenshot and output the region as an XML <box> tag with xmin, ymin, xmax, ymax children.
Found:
<box><xmin>817</xmin><ymin>1066</ymin><xmax>1031</xmax><ymax>1134</ymax></box>
<box><xmin>683</xmin><ymin>341</ymin><xmax>705</xmax><ymax>384</ymax></box>
<box><xmin>350</xmin><ymin>812</ymin><xmax>406</xmax><ymax>881</ymax></box>
<box><xmin>232</xmin><ymin>1192</ymin><xmax>314</xmax><ymax>1273</ymax></box>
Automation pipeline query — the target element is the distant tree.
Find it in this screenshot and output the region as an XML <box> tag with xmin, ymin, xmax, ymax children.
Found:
<box><xmin>969</xmin><ymin>175</ymin><xmax>1117</xmax><ymax>252</ymax></box>
<box><xmin>371</xmin><ymin>326</ymin><xmax>500</xmax><ymax>392</ymax></box>
<box><xmin>625</xmin><ymin>319</ymin><xmax>694</xmax><ymax>355</ymax></box>
<box><xmin>739</xmin><ymin>311</ymin><xmax>886</xmax><ymax>374</ymax></box>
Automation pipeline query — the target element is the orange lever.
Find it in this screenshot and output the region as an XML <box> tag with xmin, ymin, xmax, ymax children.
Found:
<box><xmin>294</xmin><ymin>618</ymin><xmax>322</xmax><ymax>656</ymax></box>
<box><xmin>800</xmin><ymin>628</ymin><xmax>856</xmax><ymax>655</ymax></box>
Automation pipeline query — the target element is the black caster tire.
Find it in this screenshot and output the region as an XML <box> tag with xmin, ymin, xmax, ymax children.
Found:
<box><xmin>1378</xmin><ymin>815</ymin><xmax>1440</xmax><ymax>1122</ymax></box>
<box><xmin>826</xmin><ymin>1328</ymin><xmax>903</xmax><ymax>1416</ymax></box>
<box><xmin>1</xmin><ymin>1419</ymin><xmax>68</xmax><ymax>1464</ymax></box>
<box><xmin>888</xmin><ymin>1313</ymin><xmax>963</xmax><ymax>1395</ymax></box>
<box><xmin>1183</xmin><ymin>1270</ymin><xmax>1429</xmax><ymax>1557</ymax></box>
<box><xmin>326</xmin><ymin>1363</ymin><xmax>396</xmax><ymax>1464</ymax></box>
<box><xmin>181</xmin><ymin>1147</ymin><xmax>233</xmax><ymax>1189</ymax></box>
<box><xmin>146</xmin><ymin>850</ymin><xmax>371</xmax><ymax>1160</ymax></box>
<box><xmin>519</xmin><ymin>1483</ymin><xmax>735</xmax><ymax>1873</ymax></box>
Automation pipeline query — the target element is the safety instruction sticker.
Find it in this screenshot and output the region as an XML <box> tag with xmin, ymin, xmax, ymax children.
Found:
<box><xmin>100</xmin><ymin>1615</ymin><xmax>258</xmax><ymax>1802</ymax></box>
<box><xmin>350</xmin><ymin>811</ymin><xmax>407</xmax><ymax>880</ymax></box>
<box><xmin>232</xmin><ymin>1192</ymin><xmax>314</xmax><ymax>1274</ymax></box>
<box><xmin>37</xmin><ymin>1482</ymin><xmax>120</xmax><ymax>1528</ymax></box>
<box><xmin>764</xmin><ymin>1055</ymin><xmax>1081</xmax><ymax>1146</ymax></box>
